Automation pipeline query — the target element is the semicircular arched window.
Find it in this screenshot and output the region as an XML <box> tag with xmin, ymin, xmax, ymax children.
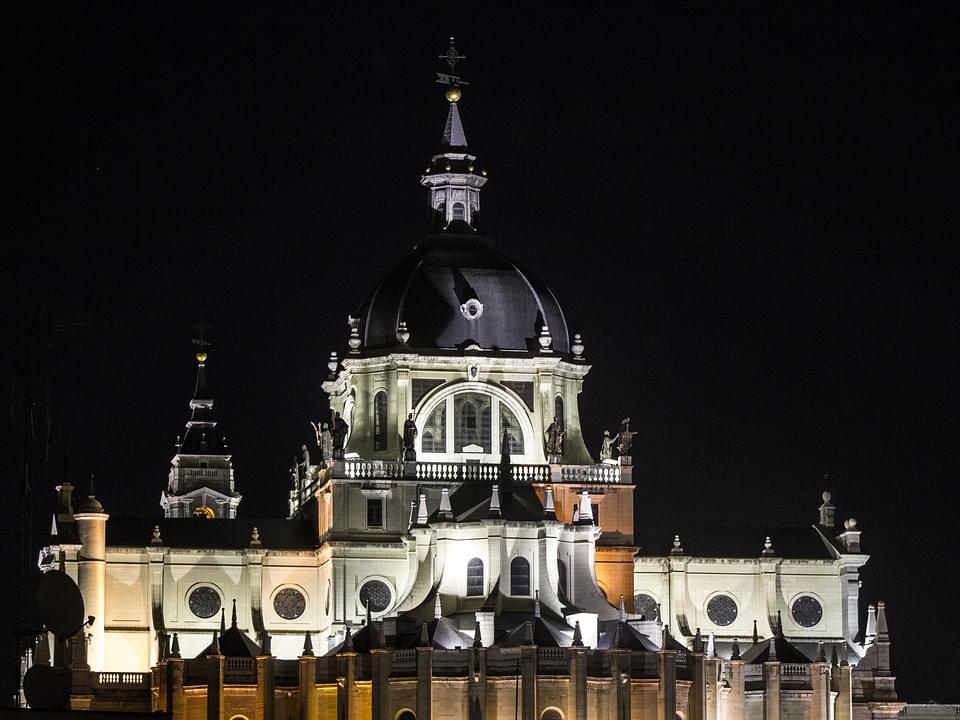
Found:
<box><xmin>467</xmin><ymin>558</ymin><xmax>484</xmax><ymax>596</ymax></box>
<box><xmin>510</xmin><ymin>556</ymin><xmax>531</xmax><ymax>596</ymax></box>
<box><xmin>499</xmin><ymin>404</ymin><xmax>524</xmax><ymax>454</ymax></box>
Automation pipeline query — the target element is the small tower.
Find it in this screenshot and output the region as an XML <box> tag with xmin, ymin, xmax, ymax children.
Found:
<box><xmin>160</xmin><ymin>335</ymin><xmax>241</xmax><ymax>518</ymax></box>
<box><xmin>420</xmin><ymin>37</ymin><xmax>487</xmax><ymax>231</ymax></box>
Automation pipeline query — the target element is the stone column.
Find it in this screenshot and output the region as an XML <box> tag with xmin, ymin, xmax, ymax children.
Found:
<box><xmin>705</xmin><ymin>656</ymin><xmax>722</xmax><ymax>720</ymax></box>
<box><xmin>690</xmin><ymin>651</ymin><xmax>706</xmax><ymax>720</ymax></box>
<box><xmin>762</xmin><ymin>662</ymin><xmax>780</xmax><ymax>720</ymax></box>
<box><xmin>298</xmin><ymin>655</ymin><xmax>317</xmax><ymax>720</ymax></box>
<box><xmin>833</xmin><ymin>664</ymin><xmax>852</xmax><ymax>720</ymax></box>
<box><xmin>257</xmin><ymin>655</ymin><xmax>275</xmax><ymax>720</ymax></box>
<box><xmin>371</xmin><ymin>648</ymin><xmax>391</xmax><ymax>720</ymax></box>
<box><xmin>74</xmin><ymin>506</ymin><xmax>109</xmax><ymax>671</ymax></box>
<box><xmin>521</xmin><ymin>645</ymin><xmax>537</xmax><ymax>720</ymax></box>
<box><xmin>468</xmin><ymin>648</ymin><xmax>487</xmax><ymax>720</ymax></box>
<box><xmin>657</xmin><ymin>650</ymin><xmax>677</xmax><ymax>720</ymax></box>
<box><xmin>569</xmin><ymin>647</ymin><xmax>587</xmax><ymax>720</ymax></box>
<box><xmin>810</xmin><ymin>662</ymin><xmax>830</xmax><ymax>720</ymax></box>
<box><xmin>725</xmin><ymin>660</ymin><xmax>744</xmax><ymax>720</ymax></box>
<box><xmin>166</xmin><ymin>657</ymin><xmax>184</xmax><ymax>719</ymax></box>
<box><xmin>612</xmin><ymin>650</ymin><xmax>631</xmax><ymax>720</ymax></box>
<box><xmin>416</xmin><ymin>645</ymin><xmax>433</xmax><ymax>720</ymax></box>
<box><xmin>207</xmin><ymin>654</ymin><xmax>225</xmax><ymax>720</ymax></box>
<box><xmin>339</xmin><ymin>651</ymin><xmax>357</xmax><ymax>720</ymax></box>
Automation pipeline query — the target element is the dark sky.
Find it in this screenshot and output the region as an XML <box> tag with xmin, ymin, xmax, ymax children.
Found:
<box><xmin>4</xmin><ymin>2</ymin><xmax>958</xmax><ymax>703</ymax></box>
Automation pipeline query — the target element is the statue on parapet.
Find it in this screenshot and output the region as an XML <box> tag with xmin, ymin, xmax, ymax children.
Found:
<box><xmin>298</xmin><ymin>444</ymin><xmax>311</xmax><ymax>480</ymax></box>
<box><xmin>616</xmin><ymin>417</ymin><xmax>636</xmax><ymax>461</ymax></box>
<box><xmin>599</xmin><ymin>430</ymin><xmax>617</xmax><ymax>462</ymax></box>
<box><xmin>403</xmin><ymin>412</ymin><xmax>418</xmax><ymax>461</ymax></box>
<box><xmin>545</xmin><ymin>416</ymin><xmax>565</xmax><ymax>463</ymax></box>
<box><xmin>331</xmin><ymin>411</ymin><xmax>349</xmax><ymax>460</ymax></box>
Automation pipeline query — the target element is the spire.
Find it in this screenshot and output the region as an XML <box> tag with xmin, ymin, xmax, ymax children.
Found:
<box><xmin>422</xmin><ymin>37</ymin><xmax>487</xmax><ymax>232</ymax></box>
<box><xmin>443</xmin><ymin>103</ymin><xmax>468</xmax><ymax>148</ymax></box>
<box><xmin>434</xmin><ymin>593</ymin><xmax>443</xmax><ymax>620</ymax></box>
<box><xmin>489</xmin><ymin>484</ymin><xmax>502</xmax><ymax>518</ymax></box>
<box><xmin>776</xmin><ymin>610</ymin><xmax>784</xmax><ymax>637</ymax></box>
<box><xmin>543</xmin><ymin>485</ymin><xmax>556</xmax><ymax>520</ymax></box>
<box><xmin>416</xmin><ymin>492</ymin><xmax>429</xmax><ymax>526</ymax></box>
<box><xmin>419</xmin><ymin>622</ymin><xmax>430</xmax><ymax>647</ymax></box>
<box><xmin>707</xmin><ymin>632</ymin><xmax>717</xmax><ymax>657</ymax></box>
<box><xmin>534</xmin><ymin>590</ymin><xmax>541</xmax><ymax>618</ymax></box>
<box><xmin>876</xmin><ymin>600</ymin><xmax>890</xmax><ymax>641</ymax></box>
<box><xmin>473</xmin><ymin>620</ymin><xmax>483</xmax><ymax>648</ymax></box>
<box><xmin>577</xmin><ymin>490</ymin><xmax>594</xmax><ymax>525</ymax></box>
<box><xmin>522</xmin><ymin>620</ymin><xmax>534</xmax><ymax>646</ymax></box>
<box><xmin>302</xmin><ymin>630</ymin><xmax>314</xmax><ymax>657</ymax></box>
<box><xmin>342</xmin><ymin>625</ymin><xmax>353</xmax><ymax>653</ymax></box>
<box><xmin>768</xmin><ymin>637</ymin><xmax>777</xmax><ymax>661</ymax></box>
<box><xmin>618</xmin><ymin>595</ymin><xmax>626</xmax><ymax>623</ymax></box>
<box><xmin>219</xmin><ymin>608</ymin><xmax>226</xmax><ymax>634</ymax></box>
<box><xmin>439</xmin><ymin>487</ymin><xmax>453</xmax><ymax>519</ymax></box>
<box><xmin>865</xmin><ymin>604</ymin><xmax>877</xmax><ymax>646</ymax></box>
<box><xmin>731</xmin><ymin>638</ymin><xmax>741</xmax><ymax>661</ymax></box>
<box><xmin>572</xmin><ymin>621</ymin><xmax>584</xmax><ymax>647</ymax></box>
<box><xmin>693</xmin><ymin>627</ymin><xmax>703</xmax><ymax>653</ymax></box>
<box><xmin>830</xmin><ymin>644</ymin><xmax>839</xmax><ymax>666</ymax></box>
<box><xmin>208</xmin><ymin>630</ymin><xmax>220</xmax><ymax>656</ymax></box>
<box><xmin>171</xmin><ymin>633</ymin><xmax>181</xmax><ymax>659</ymax></box>
<box><xmin>230</xmin><ymin>599</ymin><xmax>237</xmax><ymax>628</ymax></box>
<box><xmin>752</xmin><ymin>619</ymin><xmax>759</xmax><ymax>644</ymax></box>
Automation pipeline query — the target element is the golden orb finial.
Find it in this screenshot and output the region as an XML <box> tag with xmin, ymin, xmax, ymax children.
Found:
<box><xmin>445</xmin><ymin>85</ymin><xmax>462</xmax><ymax>103</ymax></box>
<box><xmin>196</xmin><ymin>351</ymin><xmax>208</xmax><ymax>364</ymax></box>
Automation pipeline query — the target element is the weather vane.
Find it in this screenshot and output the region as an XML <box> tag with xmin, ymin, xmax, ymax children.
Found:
<box><xmin>436</xmin><ymin>36</ymin><xmax>469</xmax><ymax>91</ymax></box>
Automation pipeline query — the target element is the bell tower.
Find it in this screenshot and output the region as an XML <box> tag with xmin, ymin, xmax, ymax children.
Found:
<box><xmin>160</xmin><ymin>335</ymin><xmax>241</xmax><ymax>518</ymax></box>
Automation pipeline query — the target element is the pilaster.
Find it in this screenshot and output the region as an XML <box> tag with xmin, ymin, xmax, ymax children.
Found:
<box><xmin>416</xmin><ymin>645</ymin><xmax>433</xmax><ymax>720</ymax></box>
<box><xmin>298</xmin><ymin>655</ymin><xmax>317</xmax><ymax>720</ymax></box>
<box><xmin>763</xmin><ymin>662</ymin><xmax>780</xmax><ymax>720</ymax></box>
<box><xmin>657</xmin><ymin>650</ymin><xmax>676</xmax><ymax>720</ymax></box>
<box><xmin>207</xmin><ymin>654</ymin><xmax>224</xmax><ymax>720</ymax></box>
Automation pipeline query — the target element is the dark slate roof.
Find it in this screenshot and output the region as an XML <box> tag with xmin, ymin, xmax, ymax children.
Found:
<box><xmin>740</xmin><ymin>635</ymin><xmax>812</xmax><ymax>664</ymax></box>
<box><xmin>357</xmin><ymin>233</ymin><xmax>570</xmax><ymax>355</ymax></box>
<box><xmin>430</xmin><ymin>484</ymin><xmax>545</xmax><ymax>524</ymax></box>
<box><xmin>496</xmin><ymin>616</ymin><xmax>569</xmax><ymax>648</ymax></box>
<box><xmin>196</xmin><ymin>625</ymin><xmax>262</xmax><ymax>658</ymax></box>
<box><xmin>106</xmin><ymin>518</ymin><xmax>318</xmax><ymax>550</ymax></box>
<box><xmin>635</xmin><ymin>525</ymin><xmax>838</xmax><ymax>560</ymax></box>
<box><xmin>394</xmin><ymin>617</ymin><xmax>475</xmax><ymax>650</ymax></box>
<box><xmin>597</xmin><ymin>619</ymin><xmax>661</xmax><ymax>651</ymax></box>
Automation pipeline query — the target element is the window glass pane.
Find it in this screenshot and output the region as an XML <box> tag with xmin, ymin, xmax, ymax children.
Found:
<box><xmin>557</xmin><ymin>558</ymin><xmax>568</xmax><ymax>599</ymax></box>
<box><xmin>510</xmin><ymin>557</ymin><xmax>530</xmax><ymax>596</ymax></box>
<box><xmin>499</xmin><ymin>404</ymin><xmax>524</xmax><ymax>454</ymax></box>
<box><xmin>422</xmin><ymin>403</ymin><xmax>446</xmax><ymax>453</ymax></box>
<box><xmin>467</xmin><ymin>558</ymin><xmax>484</xmax><ymax>596</ymax></box>
<box><xmin>454</xmin><ymin>393</ymin><xmax>491</xmax><ymax>452</ymax></box>
<box><xmin>373</xmin><ymin>392</ymin><xmax>388</xmax><ymax>451</ymax></box>
<box><xmin>452</xmin><ymin>202</ymin><xmax>465</xmax><ymax>220</ymax></box>
<box><xmin>367</xmin><ymin>498</ymin><xmax>384</xmax><ymax>528</ymax></box>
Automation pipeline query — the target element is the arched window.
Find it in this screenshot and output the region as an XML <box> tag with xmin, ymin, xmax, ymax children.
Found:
<box><xmin>373</xmin><ymin>391</ymin><xmax>387</xmax><ymax>451</ymax></box>
<box><xmin>454</xmin><ymin>393</ymin><xmax>491</xmax><ymax>451</ymax></box>
<box><xmin>397</xmin><ymin>711</ymin><xmax>416</xmax><ymax>720</ymax></box>
<box><xmin>554</xmin><ymin>395</ymin><xmax>564</xmax><ymax>430</ymax></box>
<box><xmin>542</xmin><ymin>710</ymin><xmax>564</xmax><ymax>720</ymax></box>
<box><xmin>510</xmin><ymin>556</ymin><xmax>530</xmax><ymax>596</ymax></box>
<box><xmin>499</xmin><ymin>404</ymin><xmax>525</xmax><ymax>454</ymax></box>
<box><xmin>467</xmin><ymin>558</ymin><xmax>484</xmax><ymax>596</ymax></box>
<box><xmin>557</xmin><ymin>558</ymin><xmax>568</xmax><ymax>599</ymax></box>
<box><xmin>452</xmin><ymin>202</ymin><xmax>465</xmax><ymax>220</ymax></box>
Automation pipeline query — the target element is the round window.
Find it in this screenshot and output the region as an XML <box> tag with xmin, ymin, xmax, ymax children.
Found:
<box><xmin>634</xmin><ymin>593</ymin><xmax>659</xmax><ymax>621</ymax></box>
<box><xmin>358</xmin><ymin>580</ymin><xmax>392</xmax><ymax>613</ymax></box>
<box><xmin>706</xmin><ymin>594</ymin><xmax>738</xmax><ymax>626</ymax></box>
<box><xmin>460</xmin><ymin>298</ymin><xmax>484</xmax><ymax>321</ymax></box>
<box><xmin>273</xmin><ymin>588</ymin><xmax>306</xmax><ymax>620</ymax></box>
<box><xmin>188</xmin><ymin>586</ymin><xmax>221</xmax><ymax>619</ymax></box>
<box><xmin>791</xmin><ymin>595</ymin><xmax>823</xmax><ymax>628</ymax></box>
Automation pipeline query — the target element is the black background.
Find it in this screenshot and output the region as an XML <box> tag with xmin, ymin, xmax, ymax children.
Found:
<box><xmin>3</xmin><ymin>2</ymin><xmax>957</xmax><ymax>703</ymax></box>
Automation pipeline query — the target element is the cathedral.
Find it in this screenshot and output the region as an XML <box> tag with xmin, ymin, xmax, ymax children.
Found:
<box><xmin>25</xmin><ymin>40</ymin><xmax>907</xmax><ymax>720</ymax></box>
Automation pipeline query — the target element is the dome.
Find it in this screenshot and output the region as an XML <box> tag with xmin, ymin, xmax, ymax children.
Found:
<box><xmin>358</xmin><ymin>232</ymin><xmax>570</xmax><ymax>354</ymax></box>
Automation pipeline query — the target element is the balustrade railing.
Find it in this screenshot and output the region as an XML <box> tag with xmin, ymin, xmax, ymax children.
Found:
<box><xmin>92</xmin><ymin>672</ymin><xmax>151</xmax><ymax>688</ymax></box>
<box><xmin>560</xmin><ymin>463</ymin><xmax>620</xmax><ymax>484</ymax></box>
<box><xmin>781</xmin><ymin>663</ymin><xmax>810</xmax><ymax>678</ymax></box>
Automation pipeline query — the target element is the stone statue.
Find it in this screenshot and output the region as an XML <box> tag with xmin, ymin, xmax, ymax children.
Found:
<box><xmin>290</xmin><ymin>457</ymin><xmax>299</xmax><ymax>490</ymax></box>
<box><xmin>616</xmin><ymin>417</ymin><xmax>636</xmax><ymax>458</ymax></box>
<box><xmin>545</xmin><ymin>416</ymin><xmax>565</xmax><ymax>461</ymax></box>
<box><xmin>600</xmin><ymin>430</ymin><xmax>617</xmax><ymax>461</ymax></box>
<box><xmin>298</xmin><ymin>444</ymin><xmax>311</xmax><ymax>480</ymax></box>
<box><xmin>319</xmin><ymin>423</ymin><xmax>333</xmax><ymax>463</ymax></box>
<box><xmin>403</xmin><ymin>413</ymin><xmax>418</xmax><ymax>461</ymax></box>
<box><xmin>331</xmin><ymin>411</ymin><xmax>349</xmax><ymax>460</ymax></box>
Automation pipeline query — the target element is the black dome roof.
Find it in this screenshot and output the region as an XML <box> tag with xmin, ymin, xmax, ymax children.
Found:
<box><xmin>358</xmin><ymin>232</ymin><xmax>570</xmax><ymax>354</ymax></box>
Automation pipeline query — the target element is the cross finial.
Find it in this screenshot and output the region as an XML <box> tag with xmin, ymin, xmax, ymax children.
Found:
<box><xmin>441</xmin><ymin>37</ymin><xmax>465</xmax><ymax>73</ymax></box>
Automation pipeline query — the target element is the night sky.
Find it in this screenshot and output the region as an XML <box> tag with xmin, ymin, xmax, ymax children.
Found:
<box><xmin>4</xmin><ymin>3</ymin><xmax>958</xmax><ymax>703</ymax></box>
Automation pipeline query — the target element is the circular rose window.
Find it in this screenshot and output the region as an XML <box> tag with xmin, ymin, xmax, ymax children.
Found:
<box><xmin>791</xmin><ymin>595</ymin><xmax>823</xmax><ymax>627</ymax></box>
<box><xmin>273</xmin><ymin>588</ymin><xmax>306</xmax><ymax>620</ymax></box>
<box><xmin>634</xmin><ymin>593</ymin><xmax>660</xmax><ymax>621</ymax></box>
<box><xmin>188</xmin><ymin>586</ymin><xmax>221</xmax><ymax>619</ymax></box>
<box><xmin>706</xmin><ymin>594</ymin><xmax>738</xmax><ymax>626</ymax></box>
<box><xmin>358</xmin><ymin>580</ymin><xmax>392</xmax><ymax>612</ymax></box>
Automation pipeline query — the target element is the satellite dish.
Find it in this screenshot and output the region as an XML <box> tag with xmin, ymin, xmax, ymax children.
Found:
<box><xmin>22</xmin><ymin>665</ymin><xmax>70</xmax><ymax>710</ymax></box>
<box><xmin>37</xmin><ymin>570</ymin><xmax>85</xmax><ymax>641</ymax></box>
